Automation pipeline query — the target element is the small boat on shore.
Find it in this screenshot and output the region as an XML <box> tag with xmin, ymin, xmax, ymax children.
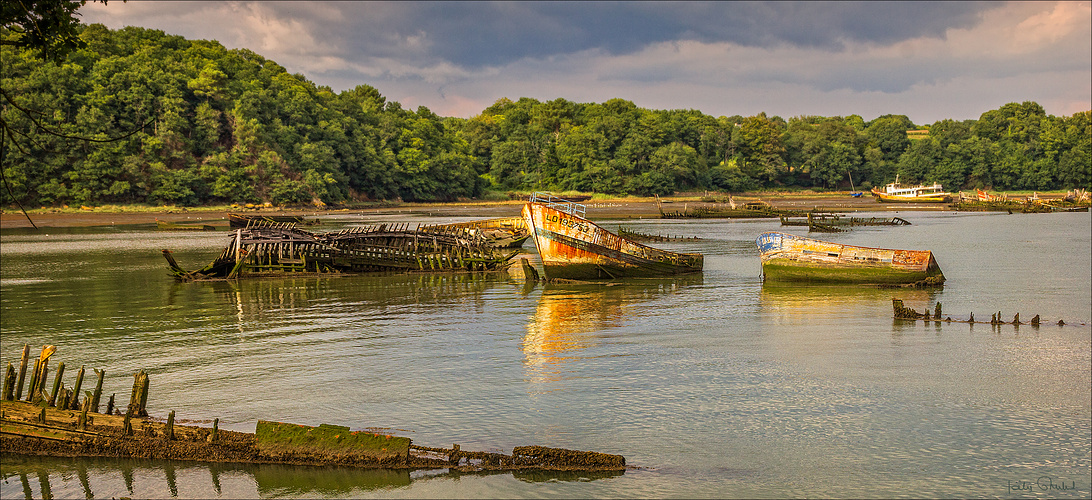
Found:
<box><xmin>523</xmin><ymin>193</ymin><xmax>703</xmax><ymax>280</ymax></box>
<box><xmin>871</xmin><ymin>177</ymin><xmax>952</xmax><ymax>203</ymax></box>
<box><xmin>755</xmin><ymin>231</ymin><xmax>944</xmax><ymax>285</ymax></box>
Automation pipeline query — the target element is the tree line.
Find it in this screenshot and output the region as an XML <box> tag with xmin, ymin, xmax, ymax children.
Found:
<box><xmin>2</xmin><ymin>24</ymin><xmax>1089</xmax><ymax>207</ymax></box>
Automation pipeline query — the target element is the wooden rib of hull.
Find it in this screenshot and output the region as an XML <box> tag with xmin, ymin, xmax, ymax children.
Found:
<box><xmin>755</xmin><ymin>231</ymin><xmax>944</xmax><ymax>284</ymax></box>
<box><xmin>427</xmin><ymin>217</ymin><xmax>530</xmax><ymax>248</ymax></box>
<box><xmin>523</xmin><ymin>202</ymin><xmax>703</xmax><ymax>280</ymax></box>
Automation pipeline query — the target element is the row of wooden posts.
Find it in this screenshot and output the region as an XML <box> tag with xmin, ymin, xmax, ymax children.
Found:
<box><xmin>891</xmin><ymin>299</ymin><xmax>1065</xmax><ymax>326</ymax></box>
<box><xmin>3</xmin><ymin>344</ymin><xmax>149</xmax><ymax>419</ymax></box>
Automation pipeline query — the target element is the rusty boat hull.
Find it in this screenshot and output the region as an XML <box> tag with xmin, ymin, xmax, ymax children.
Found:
<box><xmin>523</xmin><ymin>195</ymin><xmax>703</xmax><ymax>280</ymax></box>
<box><xmin>756</xmin><ymin>231</ymin><xmax>944</xmax><ymax>285</ymax></box>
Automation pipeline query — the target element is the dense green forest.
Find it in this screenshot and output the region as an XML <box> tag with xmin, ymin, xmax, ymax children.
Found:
<box><xmin>2</xmin><ymin>24</ymin><xmax>1089</xmax><ymax>207</ymax></box>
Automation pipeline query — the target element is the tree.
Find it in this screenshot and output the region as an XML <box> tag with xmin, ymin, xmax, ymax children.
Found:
<box><xmin>1</xmin><ymin>0</ymin><xmax>109</xmax><ymax>62</ymax></box>
<box><xmin>737</xmin><ymin>112</ymin><xmax>786</xmax><ymax>185</ymax></box>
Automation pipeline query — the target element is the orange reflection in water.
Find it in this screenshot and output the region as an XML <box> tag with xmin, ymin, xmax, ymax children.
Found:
<box><xmin>522</xmin><ymin>278</ymin><xmax>701</xmax><ymax>387</ymax></box>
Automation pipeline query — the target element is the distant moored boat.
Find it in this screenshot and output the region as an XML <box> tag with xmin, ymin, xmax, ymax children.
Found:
<box><xmin>870</xmin><ymin>176</ymin><xmax>953</xmax><ymax>203</ymax></box>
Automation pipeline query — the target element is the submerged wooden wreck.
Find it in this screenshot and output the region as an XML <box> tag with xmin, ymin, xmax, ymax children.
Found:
<box><xmin>1</xmin><ymin>345</ymin><xmax>626</xmax><ymax>472</ymax></box>
<box><xmin>163</xmin><ymin>221</ymin><xmax>518</xmax><ymax>281</ymax></box>
<box><xmin>779</xmin><ymin>213</ymin><xmax>911</xmax><ymax>232</ymax></box>
<box><xmin>156</xmin><ymin>219</ymin><xmax>217</xmax><ymax>231</ymax></box>
<box><xmin>523</xmin><ymin>192</ymin><xmax>703</xmax><ymax>280</ymax></box>
<box><xmin>228</xmin><ymin>213</ymin><xmax>316</xmax><ymax>228</ymax></box>
<box><xmin>755</xmin><ymin>231</ymin><xmax>944</xmax><ymax>285</ymax></box>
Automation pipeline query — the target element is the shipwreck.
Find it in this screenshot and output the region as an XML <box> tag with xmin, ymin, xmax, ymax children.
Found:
<box><xmin>163</xmin><ymin>221</ymin><xmax>518</xmax><ymax>281</ymax></box>
<box><xmin>523</xmin><ymin>192</ymin><xmax>703</xmax><ymax>280</ymax></box>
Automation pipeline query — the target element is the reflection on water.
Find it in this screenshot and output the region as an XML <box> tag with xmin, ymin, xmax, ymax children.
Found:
<box><xmin>184</xmin><ymin>272</ymin><xmax>508</xmax><ymax>329</ymax></box>
<box><xmin>1</xmin><ymin>213</ymin><xmax>1089</xmax><ymax>499</ymax></box>
<box><xmin>0</xmin><ymin>454</ymin><xmax>624</xmax><ymax>500</ymax></box>
<box><xmin>0</xmin><ymin>454</ymin><xmax>622</xmax><ymax>499</ymax></box>
<box><xmin>760</xmin><ymin>282</ymin><xmax>939</xmax><ymax>312</ymax></box>
<box><xmin>523</xmin><ymin>277</ymin><xmax>703</xmax><ymax>386</ymax></box>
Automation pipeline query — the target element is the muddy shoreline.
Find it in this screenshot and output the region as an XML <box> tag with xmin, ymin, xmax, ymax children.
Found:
<box><xmin>0</xmin><ymin>193</ymin><xmax>969</xmax><ymax>229</ymax></box>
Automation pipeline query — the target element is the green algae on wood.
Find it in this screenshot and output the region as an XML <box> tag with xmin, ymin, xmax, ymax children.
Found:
<box><xmin>255</xmin><ymin>420</ymin><xmax>411</xmax><ymax>465</ymax></box>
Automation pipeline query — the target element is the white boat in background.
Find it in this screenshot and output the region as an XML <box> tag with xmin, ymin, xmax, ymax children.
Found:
<box><xmin>871</xmin><ymin>176</ymin><xmax>953</xmax><ymax>203</ymax></box>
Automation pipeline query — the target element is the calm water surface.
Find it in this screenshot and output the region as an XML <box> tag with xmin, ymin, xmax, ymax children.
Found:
<box><xmin>1</xmin><ymin>210</ymin><xmax>1089</xmax><ymax>499</ymax></box>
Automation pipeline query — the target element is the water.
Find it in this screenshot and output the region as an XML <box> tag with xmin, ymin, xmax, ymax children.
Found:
<box><xmin>1</xmin><ymin>210</ymin><xmax>1089</xmax><ymax>499</ymax></box>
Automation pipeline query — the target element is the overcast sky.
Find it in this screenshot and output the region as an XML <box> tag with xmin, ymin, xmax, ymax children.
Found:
<box><xmin>79</xmin><ymin>1</ymin><xmax>1091</xmax><ymax>125</ymax></box>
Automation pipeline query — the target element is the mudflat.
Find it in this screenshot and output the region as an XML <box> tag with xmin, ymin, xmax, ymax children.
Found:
<box><xmin>0</xmin><ymin>193</ymin><xmax>989</xmax><ymax>230</ymax></box>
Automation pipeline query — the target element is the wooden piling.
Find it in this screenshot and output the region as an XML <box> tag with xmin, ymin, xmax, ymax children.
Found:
<box><xmin>49</xmin><ymin>362</ymin><xmax>65</xmax><ymax>407</ymax></box>
<box><xmin>26</xmin><ymin>359</ymin><xmax>39</xmax><ymax>403</ymax></box>
<box><xmin>166</xmin><ymin>410</ymin><xmax>175</xmax><ymax>440</ymax></box>
<box><xmin>106</xmin><ymin>393</ymin><xmax>115</xmax><ymax>415</ymax></box>
<box><xmin>91</xmin><ymin>369</ymin><xmax>104</xmax><ymax>412</ymax></box>
<box><xmin>3</xmin><ymin>363</ymin><xmax>15</xmax><ymax>401</ymax></box>
<box><xmin>209</xmin><ymin>418</ymin><xmax>219</xmax><ymax>443</ymax></box>
<box><xmin>129</xmin><ymin>370</ymin><xmax>149</xmax><ymax>417</ymax></box>
<box><xmin>33</xmin><ymin>360</ymin><xmax>48</xmax><ymax>404</ymax></box>
<box><xmin>78</xmin><ymin>398</ymin><xmax>90</xmax><ymax>430</ymax></box>
<box><xmin>123</xmin><ymin>407</ymin><xmax>133</xmax><ymax>436</ymax></box>
<box><xmin>15</xmin><ymin>344</ymin><xmax>29</xmax><ymax>400</ymax></box>
<box><xmin>70</xmin><ymin>366</ymin><xmax>85</xmax><ymax>410</ymax></box>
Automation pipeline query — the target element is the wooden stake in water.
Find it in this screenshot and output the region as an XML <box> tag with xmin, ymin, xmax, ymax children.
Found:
<box><xmin>49</xmin><ymin>362</ymin><xmax>65</xmax><ymax>407</ymax></box>
<box><xmin>91</xmin><ymin>369</ymin><xmax>104</xmax><ymax>413</ymax></box>
<box><xmin>70</xmin><ymin>366</ymin><xmax>85</xmax><ymax>410</ymax></box>
<box><xmin>3</xmin><ymin>363</ymin><xmax>14</xmax><ymax>401</ymax></box>
<box><xmin>15</xmin><ymin>344</ymin><xmax>29</xmax><ymax>400</ymax></box>
<box><xmin>78</xmin><ymin>398</ymin><xmax>91</xmax><ymax>430</ymax></box>
<box><xmin>128</xmin><ymin>370</ymin><xmax>149</xmax><ymax>417</ymax></box>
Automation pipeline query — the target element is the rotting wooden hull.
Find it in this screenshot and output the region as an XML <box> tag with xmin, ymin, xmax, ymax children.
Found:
<box><xmin>428</xmin><ymin>217</ymin><xmax>530</xmax><ymax>248</ymax></box>
<box><xmin>156</xmin><ymin>219</ymin><xmax>216</xmax><ymax>231</ymax></box>
<box><xmin>163</xmin><ymin>222</ymin><xmax>517</xmax><ymax>281</ymax></box>
<box><xmin>755</xmin><ymin>231</ymin><xmax>944</xmax><ymax>285</ymax></box>
<box><xmin>229</xmin><ymin>213</ymin><xmax>311</xmax><ymax>228</ymax></box>
<box><xmin>523</xmin><ymin>198</ymin><xmax>703</xmax><ymax>280</ymax></box>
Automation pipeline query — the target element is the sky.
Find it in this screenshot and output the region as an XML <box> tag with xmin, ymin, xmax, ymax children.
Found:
<box><xmin>78</xmin><ymin>1</ymin><xmax>1092</xmax><ymax>125</ymax></box>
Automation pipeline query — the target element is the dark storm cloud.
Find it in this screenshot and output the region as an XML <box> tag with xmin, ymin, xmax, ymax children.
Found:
<box><xmin>76</xmin><ymin>1</ymin><xmax>1091</xmax><ymax>122</ymax></box>
<box><xmin>276</xmin><ymin>1</ymin><xmax>997</xmax><ymax>68</ymax></box>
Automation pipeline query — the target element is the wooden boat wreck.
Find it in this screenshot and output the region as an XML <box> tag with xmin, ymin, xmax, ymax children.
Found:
<box><xmin>617</xmin><ymin>227</ymin><xmax>701</xmax><ymax>242</ymax></box>
<box><xmin>1</xmin><ymin>345</ymin><xmax>626</xmax><ymax>472</ymax></box>
<box><xmin>870</xmin><ymin>177</ymin><xmax>953</xmax><ymax>203</ymax></box>
<box><xmin>755</xmin><ymin>231</ymin><xmax>944</xmax><ymax>285</ymax></box>
<box><xmin>657</xmin><ymin>196</ymin><xmax>802</xmax><ymax>219</ymax></box>
<box><xmin>952</xmin><ymin>191</ymin><xmax>1090</xmax><ymax>213</ymax></box>
<box><xmin>779</xmin><ymin>213</ymin><xmax>911</xmax><ymax>232</ymax></box>
<box><xmin>228</xmin><ymin>213</ymin><xmax>316</xmax><ymax>228</ymax></box>
<box><xmin>523</xmin><ymin>193</ymin><xmax>703</xmax><ymax>280</ymax></box>
<box><xmin>156</xmin><ymin>219</ymin><xmax>216</xmax><ymax>231</ymax></box>
<box><xmin>427</xmin><ymin>217</ymin><xmax>531</xmax><ymax>248</ymax></box>
<box><xmin>163</xmin><ymin>221</ymin><xmax>518</xmax><ymax>281</ymax></box>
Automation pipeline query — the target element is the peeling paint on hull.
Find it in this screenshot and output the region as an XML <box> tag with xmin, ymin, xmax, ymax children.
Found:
<box><xmin>523</xmin><ymin>202</ymin><xmax>703</xmax><ymax>280</ymax></box>
<box><xmin>755</xmin><ymin>231</ymin><xmax>944</xmax><ymax>284</ymax></box>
